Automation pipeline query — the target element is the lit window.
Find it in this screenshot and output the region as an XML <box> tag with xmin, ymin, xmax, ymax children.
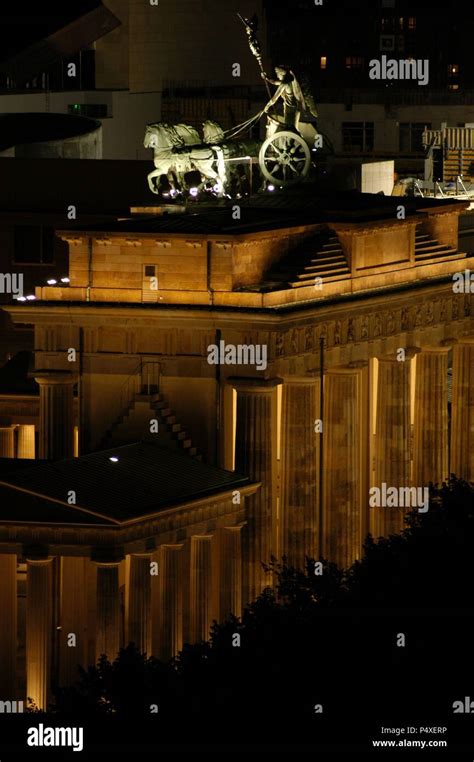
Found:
<box><xmin>320</xmin><ymin>56</ymin><xmax>327</xmax><ymax>70</ymax></box>
<box><xmin>399</xmin><ymin>17</ymin><xmax>404</xmax><ymax>31</ymax></box>
<box><xmin>408</xmin><ymin>17</ymin><xmax>416</xmax><ymax>31</ymax></box>
<box><xmin>448</xmin><ymin>64</ymin><xmax>459</xmax><ymax>76</ymax></box>
<box><xmin>449</xmin><ymin>84</ymin><xmax>460</xmax><ymax>91</ymax></box>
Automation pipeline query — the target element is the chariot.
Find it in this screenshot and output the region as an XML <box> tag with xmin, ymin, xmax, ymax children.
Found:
<box><xmin>144</xmin><ymin>109</ymin><xmax>318</xmax><ymax>197</ymax></box>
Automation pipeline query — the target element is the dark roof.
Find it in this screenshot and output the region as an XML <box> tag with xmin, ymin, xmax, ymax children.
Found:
<box><xmin>69</xmin><ymin>206</ymin><xmax>314</xmax><ymax>236</ymax></box>
<box><xmin>0</xmin><ymin>482</ymin><xmax>111</xmax><ymax>525</ymax></box>
<box><xmin>67</xmin><ymin>184</ymin><xmax>468</xmax><ymax>237</ymax></box>
<box><xmin>0</xmin><ymin>442</ymin><xmax>250</xmax><ymax>524</ymax></box>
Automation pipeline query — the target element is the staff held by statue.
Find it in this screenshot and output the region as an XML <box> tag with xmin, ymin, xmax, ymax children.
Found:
<box><xmin>237</xmin><ymin>12</ymin><xmax>274</xmax><ymax>109</ymax></box>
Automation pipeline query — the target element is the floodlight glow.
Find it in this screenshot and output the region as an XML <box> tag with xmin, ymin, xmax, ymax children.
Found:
<box><xmin>109</xmin><ymin>456</ymin><xmax>119</xmax><ymax>462</ymax></box>
<box><xmin>60</xmin><ymin>277</ymin><xmax>70</xmax><ymax>283</ymax></box>
<box><xmin>268</xmin><ymin>184</ymin><xmax>275</xmax><ymax>191</ymax></box>
<box><xmin>26</xmin><ymin>295</ymin><xmax>36</xmax><ymax>300</ymax></box>
<box><xmin>47</xmin><ymin>279</ymin><xmax>57</xmax><ymax>285</ymax></box>
<box><xmin>189</xmin><ymin>188</ymin><xmax>199</xmax><ymax>197</ymax></box>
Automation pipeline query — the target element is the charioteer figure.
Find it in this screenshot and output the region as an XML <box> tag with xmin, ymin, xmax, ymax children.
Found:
<box><xmin>261</xmin><ymin>65</ymin><xmax>317</xmax><ymax>135</ymax></box>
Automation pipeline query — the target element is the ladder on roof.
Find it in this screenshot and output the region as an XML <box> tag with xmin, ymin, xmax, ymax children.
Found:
<box><xmin>456</xmin><ymin>175</ymin><xmax>472</xmax><ymax>198</ymax></box>
<box><xmin>414</xmin><ymin>180</ymin><xmax>424</xmax><ymax>197</ymax></box>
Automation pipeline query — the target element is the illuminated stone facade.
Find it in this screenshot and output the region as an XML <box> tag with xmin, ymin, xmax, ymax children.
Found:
<box><xmin>0</xmin><ymin>192</ymin><xmax>473</xmax><ymax>707</ymax></box>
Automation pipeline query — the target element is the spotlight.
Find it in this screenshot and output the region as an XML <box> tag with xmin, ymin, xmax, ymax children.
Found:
<box><xmin>47</xmin><ymin>279</ymin><xmax>57</xmax><ymax>285</ymax></box>
<box><xmin>26</xmin><ymin>295</ymin><xmax>36</xmax><ymax>300</ymax></box>
<box><xmin>189</xmin><ymin>188</ymin><xmax>198</xmax><ymax>197</ymax></box>
<box><xmin>109</xmin><ymin>456</ymin><xmax>119</xmax><ymax>462</ymax></box>
<box><xmin>60</xmin><ymin>277</ymin><xmax>70</xmax><ymax>283</ymax></box>
<box><xmin>268</xmin><ymin>184</ymin><xmax>275</xmax><ymax>191</ymax></box>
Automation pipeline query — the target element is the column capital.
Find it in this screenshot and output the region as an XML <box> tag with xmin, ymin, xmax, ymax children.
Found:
<box><xmin>419</xmin><ymin>344</ymin><xmax>451</xmax><ymax>353</ymax></box>
<box><xmin>130</xmin><ymin>550</ymin><xmax>153</xmax><ymax>558</ymax></box>
<box><xmin>326</xmin><ymin>364</ymin><xmax>364</xmax><ymax>375</ymax></box>
<box><xmin>377</xmin><ymin>347</ymin><xmax>418</xmax><ymax>363</ymax></box>
<box><xmin>279</xmin><ymin>375</ymin><xmax>320</xmax><ymax>384</ymax></box>
<box><xmin>156</xmin><ymin>543</ymin><xmax>184</xmax><ymax>551</ymax></box>
<box><xmin>23</xmin><ymin>544</ymin><xmax>50</xmax><ymax>561</ymax></box>
<box><xmin>91</xmin><ymin>547</ymin><xmax>124</xmax><ymax>564</ymax></box>
<box><xmin>25</xmin><ymin>557</ymin><xmax>53</xmax><ymax>566</ymax></box>
<box><xmin>33</xmin><ymin>371</ymin><xmax>78</xmax><ymax>386</ymax></box>
<box><xmin>439</xmin><ymin>337</ymin><xmax>458</xmax><ymax>347</ymax></box>
<box><xmin>229</xmin><ymin>376</ymin><xmax>282</xmax><ymax>391</ymax></box>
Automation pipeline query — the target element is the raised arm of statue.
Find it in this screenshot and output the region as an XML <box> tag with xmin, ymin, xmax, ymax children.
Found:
<box><xmin>261</xmin><ymin>72</ymin><xmax>280</xmax><ymax>87</ymax></box>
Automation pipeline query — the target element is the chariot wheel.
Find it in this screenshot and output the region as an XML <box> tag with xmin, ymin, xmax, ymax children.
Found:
<box><xmin>258</xmin><ymin>130</ymin><xmax>311</xmax><ymax>185</ymax></box>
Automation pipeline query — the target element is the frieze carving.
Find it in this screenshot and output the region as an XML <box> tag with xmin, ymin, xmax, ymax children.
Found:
<box><xmin>304</xmin><ymin>326</ymin><xmax>314</xmax><ymax>351</ymax></box>
<box><xmin>347</xmin><ymin>319</ymin><xmax>355</xmax><ymax>342</ymax></box>
<box><xmin>271</xmin><ymin>293</ymin><xmax>473</xmax><ymax>359</ymax></box>
<box><xmin>361</xmin><ymin>316</ymin><xmax>369</xmax><ymax>339</ymax></box>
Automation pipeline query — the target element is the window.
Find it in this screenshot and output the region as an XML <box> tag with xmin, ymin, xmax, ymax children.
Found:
<box><xmin>14</xmin><ymin>226</ymin><xmax>54</xmax><ymax>264</ymax></box>
<box><xmin>320</xmin><ymin>56</ymin><xmax>327</xmax><ymax>70</ymax></box>
<box><xmin>448</xmin><ymin>64</ymin><xmax>460</xmax><ymax>76</ymax></box>
<box><xmin>380</xmin><ymin>35</ymin><xmax>395</xmax><ymax>52</ymax></box>
<box><xmin>345</xmin><ymin>57</ymin><xmax>364</xmax><ymax>69</ymax></box>
<box><xmin>144</xmin><ymin>265</ymin><xmax>156</xmax><ymax>277</ymax></box>
<box><xmin>408</xmin><ymin>17</ymin><xmax>416</xmax><ymax>31</ymax></box>
<box><xmin>399</xmin><ymin>122</ymin><xmax>431</xmax><ymax>153</ymax></box>
<box><xmin>342</xmin><ymin>122</ymin><xmax>374</xmax><ymax>153</ymax></box>
<box><xmin>67</xmin><ymin>103</ymin><xmax>108</xmax><ymax>119</ymax></box>
<box><xmin>381</xmin><ymin>17</ymin><xmax>395</xmax><ymax>33</ymax></box>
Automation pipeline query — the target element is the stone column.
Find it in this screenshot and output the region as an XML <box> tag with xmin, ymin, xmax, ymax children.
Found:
<box><xmin>323</xmin><ymin>369</ymin><xmax>361</xmax><ymax>568</ymax></box>
<box><xmin>280</xmin><ymin>380</ymin><xmax>319</xmax><ymax>567</ymax></box>
<box><xmin>34</xmin><ymin>372</ymin><xmax>77</xmax><ymax>461</ymax></box>
<box><xmin>189</xmin><ymin>535</ymin><xmax>214</xmax><ymax>644</ymax></box>
<box><xmin>95</xmin><ymin>562</ymin><xmax>121</xmax><ymax>661</ymax></box>
<box><xmin>0</xmin><ymin>427</ymin><xmax>14</xmax><ymax>458</ymax></box>
<box><xmin>374</xmin><ymin>357</ymin><xmax>411</xmax><ymax>536</ymax></box>
<box><xmin>59</xmin><ymin>557</ymin><xmax>88</xmax><ymax>685</ymax></box>
<box><xmin>26</xmin><ymin>557</ymin><xmax>53</xmax><ymax>710</ymax></box>
<box><xmin>451</xmin><ymin>342</ymin><xmax>474</xmax><ymax>481</ymax></box>
<box><xmin>413</xmin><ymin>349</ymin><xmax>449</xmax><ymax>485</ymax></box>
<box><xmin>218</xmin><ymin>526</ymin><xmax>243</xmax><ymax>620</ymax></box>
<box><xmin>127</xmin><ymin>554</ymin><xmax>152</xmax><ymax>656</ymax></box>
<box><xmin>152</xmin><ymin>544</ymin><xmax>183</xmax><ymax>661</ymax></box>
<box><xmin>17</xmin><ymin>424</ymin><xmax>35</xmax><ymax>459</ymax></box>
<box><xmin>0</xmin><ymin>554</ymin><xmax>17</xmax><ymax>698</ymax></box>
<box><xmin>233</xmin><ymin>378</ymin><xmax>279</xmax><ymax>605</ymax></box>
